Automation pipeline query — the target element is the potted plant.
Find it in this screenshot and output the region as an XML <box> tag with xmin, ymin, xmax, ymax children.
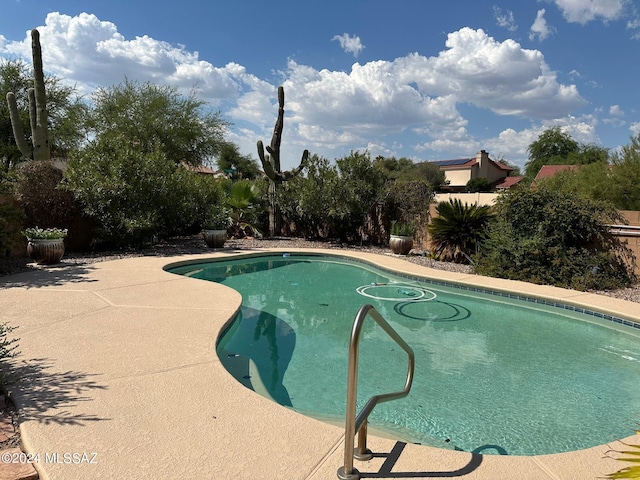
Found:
<box><xmin>22</xmin><ymin>226</ymin><xmax>68</xmax><ymax>264</ymax></box>
<box><xmin>389</xmin><ymin>221</ymin><xmax>414</xmax><ymax>255</ymax></box>
<box><xmin>202</xmin><ymin>207</ymin><xmax>231</xmax><ymax>248</ymax></box>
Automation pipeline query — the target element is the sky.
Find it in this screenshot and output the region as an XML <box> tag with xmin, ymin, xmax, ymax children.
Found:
<box><xmin>1</xmin><ymin>0</ymin><xmax>640</xmax><ymax>171</ymax></box>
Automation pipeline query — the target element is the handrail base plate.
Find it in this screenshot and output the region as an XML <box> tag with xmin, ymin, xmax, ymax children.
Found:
<box><xmin>337</xmin><ymin>466</ymin><xmax>360</xmax><ymax>480</ymax></box>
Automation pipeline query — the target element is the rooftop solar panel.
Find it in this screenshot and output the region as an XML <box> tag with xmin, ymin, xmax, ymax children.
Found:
<box><xmin>431</xmin><ymin>158</ymin><xmax>473</xmax><ymax>166</ymax></box>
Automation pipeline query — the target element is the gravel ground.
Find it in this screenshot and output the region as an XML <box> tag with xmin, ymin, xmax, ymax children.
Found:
<box><xmin>2</xmin><ymin>234</ymin><xmax>639</xmax><ymax>303</ymax></box>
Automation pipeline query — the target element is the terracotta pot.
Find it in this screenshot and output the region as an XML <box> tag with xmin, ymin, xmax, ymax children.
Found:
<box><xmin>26</xmin><ymin>238</ymin><xmax>65</xmax><ymax>264</ymax></box>
<box><xmin>389</xmin><ymin>235</ymin><xmax>413</xmax><ymax>255</ymax></box>
<box><xmin>203</xmin><ymin>229</ymin><xmax>227</xmax><ymax>248</ymax></box>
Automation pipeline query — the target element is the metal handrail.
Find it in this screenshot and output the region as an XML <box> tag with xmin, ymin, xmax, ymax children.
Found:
<box><xmin>337</xmin><ymin>304</ymin><xmax>415</xmax><ymax>480</ymax></box>
<box><xmin>608</xmin><ymin>224</ymin><xmax>640</xmax><ymax>237</ymax></box>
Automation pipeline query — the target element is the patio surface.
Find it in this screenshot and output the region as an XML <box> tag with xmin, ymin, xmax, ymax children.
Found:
<box><xmin>0</xmin><ymin>247</ymin><xmax>639</xmax><ymax>480</ymax></box>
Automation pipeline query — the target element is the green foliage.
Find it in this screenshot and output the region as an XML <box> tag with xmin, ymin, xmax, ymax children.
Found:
<box><xmin>0</xmin><ymin>321</ymin><xmax>19</xmax><ymax>384</ymax></box>
<box><xmin>474</xmin><ymin>187</ymin><xmax>636</xmax><ymax>290</ymax></box>
<box><xmin>331</xmin><ymin>151</ymin><xmax>387</xmax><ymax>240</ymax></box>
<box><xmin>277</xmin><ymin>154</ymin><xmax>337</xmax><ymax>237</ymax></box>
<box><xmin>0</xmin><ymin>196</ymin><xmax>24</xmax><ymax>258</ymax></box>
<box><xmin>65</xmin><ymin>138</ymin><xmax>224</xmax><ymax>247</ymax></box>
<box><xmin>203</xmin><ymin>206</ymin><xmax>232</xmax><ymax>230</ymax></box>
<box><xmin>217</xmin><ymin>142</ymin><xmax>260</xmax><ymax>180</ymax></box>
<box><xmin>390</xmin><ymin>221</ymin><xmax>414</xmax><ymax>236</ymax></box>
<box><xmin>278</xmin><ymin>151</ymin><xmax>385</xmax><ymax>241</ymax></box>
<box><xmin>373</xmin><ymin>156</ymin><xmax>414</xmax><ymax>181</ymax></box>
<box><xmin>12</xmin><ymin>160</ymin><xmax>76</xmax><ymax>229</ymax></box>
<box><xmin>373</xmin><ymin>156</ymin><xmax>446</xmax><ymax>191</ymax></box>
<box><xmin>385</xmin><ymin>180</ymin><xmax>434</xmax><ymax>221</ymax></box>
<box><xmin>525</xmin><ymin>127</ymin><xmax>579</xmax><ymax>180</ymax></box>
<box><xmin>466</xmin><ymin>177</ymin><xmax>494</xmax><ymax>192</ymax></box>
<box><xmin>537</xmin><ymin>134</ymin><xmax>640</xmax><ymax>210</ymax></box>
<box><xmin>428</xmin><ymin>199</ymin><xmax>494</xmax><ymax>263</ymax></box>
<box><xmin>225</xmin><ymin>179</ymin><xmax>265</xmax><ymax>238</ymax></box>
<box><xmin>22</xmin><ymin>226</ymin><xmax>67</xmax><ymax>239</ymax></box>
<box><xmin>608</xmin><ymin>135</ymin><xmax>640</xmax><ymax>210</ymax></box>
<box><xmin>88</xmin><ymin>78</ymin><xmax>227</xmax><ymax>167</ymax></box>
<box><xmin>524</xmin><ymin>128</ymin><xmax>610</xmax><ymax>182</ymax></box>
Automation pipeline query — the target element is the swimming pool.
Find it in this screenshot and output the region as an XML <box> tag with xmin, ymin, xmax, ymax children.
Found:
<box><xmin>169</xmin><ymin>253</ymin><xmax>640</xmax><ymax>456</ymax></box>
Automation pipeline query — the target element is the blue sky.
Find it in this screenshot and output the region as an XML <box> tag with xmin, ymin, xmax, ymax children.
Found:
<box><xmin>1</xmin><ymin>0</ymin><xmax>639</xmax><ymax>171</ymax></box>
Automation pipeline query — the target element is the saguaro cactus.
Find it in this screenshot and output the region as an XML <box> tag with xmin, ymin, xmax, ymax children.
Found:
<box><xmin>6</xmin><ymin>28</ymin><xmax>51</xmax><ymax>161</ymax></box>
<box><xmin>257</xmin><ymin>86</ymin><xmax>309</xmax><ymax>236</ymax></box>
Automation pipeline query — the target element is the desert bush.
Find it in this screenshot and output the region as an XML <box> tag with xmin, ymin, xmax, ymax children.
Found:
<box><xmin>474</xmin><ymin>187</ymin><xmax>636</xmax><ymax>290</ymax></box>
<box><xmin>0</xmin><ymin>321</ymin><xmax>19</xmax><ymax>385</ymax></box>
<box><xmin>12</xmin><ymin>160</ymin><xmax>76</xmax><ymax>229</ymax></box>
<box><xmin>65</xmin><ymin>138</ymin><xmax>226</xmax><ymax>248</ymax></box>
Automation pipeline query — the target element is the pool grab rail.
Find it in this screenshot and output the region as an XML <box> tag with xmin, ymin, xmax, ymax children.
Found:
<box><xmin>337</xmin><ymin>304</ymin><xmax>415</xmax><ymax>480</ymax></box>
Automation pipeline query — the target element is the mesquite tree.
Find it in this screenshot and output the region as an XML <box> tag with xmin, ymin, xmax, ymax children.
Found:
<box><xmin>257</xmin><ymin>86</ymin><xmax>309</xmax><ymax>236</ymax></box>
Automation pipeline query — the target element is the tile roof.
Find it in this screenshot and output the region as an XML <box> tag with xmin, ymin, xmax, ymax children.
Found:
<box><xmin>494</xmin><ymin>175</ymin><xmax>524</xmax><ymax>190</ymax></box>
<box><xmin>534</xmin><ymin>164</ymin><xmax>578</xmax><ymax>181</ymax></box>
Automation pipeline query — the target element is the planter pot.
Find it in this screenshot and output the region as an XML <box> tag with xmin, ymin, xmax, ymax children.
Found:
<box><xmin>203</xmin><ymin>229</ymin><xmax>227</xmax><ymax>248</ymax></box>
<box><xmin>389</xmin><ymin>235</ymin><xmax>413</xmax><ymax>255</ymax></box>
<box><xmin>26</xmin><ymin>238</ymin><xmax>65</xmax><ymax>264</ymax></box>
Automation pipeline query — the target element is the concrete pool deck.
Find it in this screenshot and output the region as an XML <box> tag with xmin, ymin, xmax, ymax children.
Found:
<box><xmin>1</xmin><ymin>247</ymin><xmax>639</xmax><ymax>480</ymax></box>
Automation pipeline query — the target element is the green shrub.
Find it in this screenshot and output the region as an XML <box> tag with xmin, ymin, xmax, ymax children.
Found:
<box><xmin>474</xmin><ymin>187</ymin><xmax>636</xmax><ymax>290</ymax></box>
<box><xmin>279</xmin><ymin>152</ymin><xmax>385</xmax><ymax>241</ymax></box>
<box><xmin>0</xmin><ymin>321</ymin><xmax>19</xmax><ymax>385</ymax></box>
<box><xmin>0</xmin><ymin>195</ymin><xmax>24</xmax><ymax>259</ymax></box>
<box><xmin>466</xmin><ymin>177</ymin><xmax>494</xmax><ymax>192</ymax></box>
<box><xmin>65</xmin><ymin>139</ymin><xmax>226</xmax><ymax>248</ymax></box>
<box><xmin>12</xmin><ymin>160</ymin><xmax>76</xmax><ymax>229</ymax></box>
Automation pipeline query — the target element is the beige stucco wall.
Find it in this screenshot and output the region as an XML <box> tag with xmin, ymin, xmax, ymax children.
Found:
<box><xmin>443</xmin><ymin>168</ymin><xmax>472</xmax><ymax>188</ymax></box>
<box><xmin>616</xmin><ymin>211</ymin><xmax>640</xmax><ymax>276</ymax></box>
<box><xmin>434</xmin><ymin>192</ymin><xmax>501</xmax><ymax>206</ymax></box>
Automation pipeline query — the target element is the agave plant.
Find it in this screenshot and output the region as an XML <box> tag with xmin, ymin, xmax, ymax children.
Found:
<box><xmin>427</xmin><ymin>198</ymin><xmax>494</xmax><ymax>263</ymax></box>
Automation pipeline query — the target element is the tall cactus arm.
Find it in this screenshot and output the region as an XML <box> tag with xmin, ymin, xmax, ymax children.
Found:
<box><xmin>6</xmin><ymin>92</ymin><xmax>32</xmax><ymax>158</ymax></box>
<box><xmin>257</xmin><ymin>140</ymin><xmax>277</xmax><ymax>179</ymax></box>
<box><xmin>281</xmin><ymin>150</ymin><xmax>310</xmax><ymax>181</ymax></box>
<box><xmin>28</xmin><ymin>89</ymin><xmax>37</xmax><ymax>140</ymax></box>
<box><xmin>6</xmin><ymin>28</ymin><xmax>50</xmax><ymax>161</ymax></box>
<box><xmin>268</xmin><ymin>86</ymin><xmax>285</xmax><ymax>172</ymax></box>
<box><xmin>30</xmin><ymin>29</ymin><xmax>50</xmax><ymax>161</ymax></box>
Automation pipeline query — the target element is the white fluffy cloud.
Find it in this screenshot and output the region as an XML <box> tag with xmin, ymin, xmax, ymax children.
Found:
<box><xmin>553</xmin><ymin>0</ymin><xmax>628</xmax><ymax>24</ymax></box>
<box><xmin>332</xmin><ymin>33</ymin><xmax>365</xmax><ymax>57</ymax></box>
<box><xmin>529</xmin><ymin>9</ymin><xmax>554</xmax><ymax>41</ymax></box>
<box><xmin>0</xmin><ymin>13</ymin><xmax>589</xmax><ymax>169</ymax></box>
<box><xmin>1</xmin><ymin>12</ymin><xmax>244</xmax><ymax>102</ymax></box>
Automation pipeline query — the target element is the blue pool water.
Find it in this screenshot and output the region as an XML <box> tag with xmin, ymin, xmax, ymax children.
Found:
<box><xmin>168</xmin><ymin>254</ymin><xmax>640</xmax><ymax>456</ymax></box>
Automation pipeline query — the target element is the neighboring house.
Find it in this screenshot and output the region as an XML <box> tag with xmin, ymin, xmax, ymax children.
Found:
<box><xmin>432</xmin><ymin>150</ymin><xmax>523</xmax><ymax>192</ymax></box>
<box><xmin>181</xmin><ymin>162</ymin><xmax>226</xmax><ymax>177</ymax></box>
<box><xmin>531</xmin><ymin>164</ymin><xmax>578</xmax><ymax>187</ymax></box>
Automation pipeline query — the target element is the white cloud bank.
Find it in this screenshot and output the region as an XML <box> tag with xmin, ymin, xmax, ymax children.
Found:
<box><xmin>0</xmin><ymin>13</ymin><xmax>591</xmax><ymax>169</ymax></box>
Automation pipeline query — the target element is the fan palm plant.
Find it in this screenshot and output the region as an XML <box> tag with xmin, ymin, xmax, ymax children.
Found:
<box><xmin>226</xmin><ymin>180</ymin><xmax>264</xmax><ymax>238</ymax></box>
<box><xmin>606</xmin><ymin>430</ymin><xmax>640</xmax><ymax>479</ymax></box>
<box><xmin>428</xmin><ymin>198</ymin><xmax>494</xmax><ymax>263</ymax></box>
